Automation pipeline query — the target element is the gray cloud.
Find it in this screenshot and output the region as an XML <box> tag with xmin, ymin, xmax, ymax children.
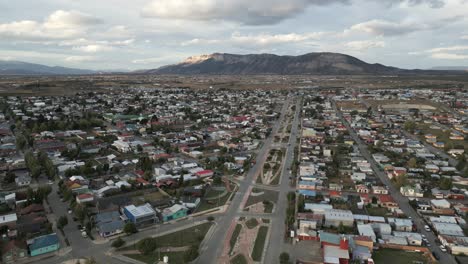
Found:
<box><xmin>141</xmin><ymin>0</ymin><xmax>447</xmax><ymax>25</ymax></box>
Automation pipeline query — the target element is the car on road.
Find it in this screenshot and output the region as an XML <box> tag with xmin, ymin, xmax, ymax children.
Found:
<box><xmin>81</xmin><ymin>231</ymin><xmax>88</xmax><ymax>238</ymax></box>
<box><xmin>68</xmin><ymin>210</ymin><xmax>72</xmax><ymax>214</ymax></box>
<box><xmin>77</xmin><ymin>224</ymin><xmax>82</xmax><ymax>230</ymax></box>
<box><xmin>424</xmin><ymin>225</ymin><xmax>431</xmax><ymax>231</ymax></box>
<box><xmin>440</xmin><ymin>245</ymin><xmax>447</xmax><ymax>252</ymax></box>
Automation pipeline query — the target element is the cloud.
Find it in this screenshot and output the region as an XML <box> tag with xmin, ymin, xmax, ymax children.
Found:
<box><xmin>0</xmin><ymin>10</ymin><xmax>102</xmax><ymax>40</ymax></box>
<box><xmin>431</xmin><ymin>53</ymin><xmax>468</xmax><ymax>60</ymax></box>
<box><xmin>73</xmin><ymin>44</ymin><xmax>113</xmax><ymax>53</ymax></box>
<box><xmin>376</xmin><ymin>0</ymin><xmax>445</xmax><ymax>8</ymax></box>
<box><xmin>462</xmin><ymin>35</ymin><xmax>468</xmax><ymax>40</ymax></box>
<box><xmin>344</xmin><ymin>40</ymin><xmax>385</xmax><ymax>50</ymax></box>
<box><xmin>141</xmin><ymin>0</ymin><xmax>448</xmax><ymax>25</ymax></box>
<box><xmin>348</xmin><ymin>16</ymin><xmax>462</xmax><ymax>36</ymax></box>
<box><xmin>349</xmin><ymin>19</ymin><xmax>424</xmax><ymax>36</ymax></box>
<box><xmin>428</xmin><ymin>45</ymin><xmax>468</xmax><ymax>53</ymax></box>
<box><xmin>182</xmin><ymin>32</ymin><xmax>326</xmax><ymax>47</ymax></box>
<box><xmin>142</xmin><ymin>0</ymin><xmax>351</xmax><ymax>25</ymax></box>
<box><xmin>65</xmin><ymin>55</ymin><xmax>96</xmax><ymax>62</ymax></box>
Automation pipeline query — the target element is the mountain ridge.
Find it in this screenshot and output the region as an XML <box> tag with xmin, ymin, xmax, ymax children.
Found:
<box><xmin>144</xmin><ymin>52</ymin><xmax>464</xmax><ymax>75</ymax></box>
<box><xmin>0</xmin><ymin>60</ymin><xmax>96</xmax><ymax>75</ymax></box>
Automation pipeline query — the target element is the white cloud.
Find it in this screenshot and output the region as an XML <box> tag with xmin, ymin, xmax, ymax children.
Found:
<box><xmin>182</xmin><ymin>32</ymin><xmax>326</xmax><ymax>47</ymax></box>
<box><xmin>431</xmin><ymin>53</ymin><xmax>468</xmax><ymax>59</ymax></box>
<box><xmin>349</xmin><ymin>19</ymin><xmax>424</xmax><ymax>36</ymax></box>
<box><xmin>0</xmin><ymin>10</ymin><xmax>101</xmax><ymax>40</ymax></box>
<box><xmin>348</xmin><ymin>15</ymin><xmax>462</xmax><ymax>37</ymax></box>
<box><xmin>73</xmin><ymin>44</ymin><xmax>113</xmax><ymax>53</ymax></box>
<box><xmin>428</xmin><ymin>45</ymin><xmax>468</xmax><ymax>53</ymax></box>
<box><xmin>65</xmin><ymin>55</ymin><xmax>96</xmax><ymax>62</ymax></box>
<box><xmin>344</xmin><ymin>40</ymin><xmax>385</xmax><ymax>50</ymax></box>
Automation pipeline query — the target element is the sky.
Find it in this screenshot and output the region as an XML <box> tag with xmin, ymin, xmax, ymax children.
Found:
<box><xmin>0</xmin><ymin>0</ymin><xmax>468</xmax><ymax>70</ymax></box>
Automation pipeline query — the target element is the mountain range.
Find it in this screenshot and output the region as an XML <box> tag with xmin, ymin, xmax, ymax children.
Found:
<box><xmin>2</xmin><ymin>53</ymin><xmax>467</xmax><ymax>76</ymax></box>
<box><xmin>0</xmin><ymin>60</ymin><xmax>96</xmax><ymax>75</ymax></box>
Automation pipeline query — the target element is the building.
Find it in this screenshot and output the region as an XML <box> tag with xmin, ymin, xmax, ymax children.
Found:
<box><xmin>400</xmin><ymin>185</ymin><xmax>423</xmax><ymax>197</ymax></box>
<box><xmin>324</xmin><ymin>209</ymin><xmax>354</xmax><ymax>228</ymax></box>
<box><xmin>161</xmin><ymin>204</ymin><xmax>188</xmax><ymax>222</ymax></box>
<box><xmin>433</xmin><ymin>223</ymin><xmax>465</xmax><ymax>237</ymax></box>
<box><xmin>0</xmin><ymin>213</ymin><xmax>17</xmax><ymax>229</ymax></box>
<box><xmin>28</xmin><ymin>233</ymin><xmax>60</xmax><ymax>257</ymax></box>
<box><xmin>123</xmin><ymin>203</ymin><xmax>157</xmax><ymax>226</ymax></box>
<box><xmin>95</xmin><ymin>211</ymin><xmax>125</xmax><ymax>238</ymax></box>
<box><xmin>357</xmin><ymin>224</ymin><xmax>376</xmax><ymax>242</ymax></box>
<box><xmin>15</xmin><ymin>174</ymin><xmax>31</xmax><ymax>187</ymax></box>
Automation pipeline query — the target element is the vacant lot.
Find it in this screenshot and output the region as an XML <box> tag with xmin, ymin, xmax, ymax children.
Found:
<box><xmin>373</xmin><ymin>249</ymin><xmax>431</xmax><ymax>264</ymax></box>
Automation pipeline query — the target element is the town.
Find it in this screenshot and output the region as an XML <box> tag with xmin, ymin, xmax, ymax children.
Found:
<box><xmin>0</xmin><ymin>78</ymin><xmax>467</xmax><ymax>264</ymax></box>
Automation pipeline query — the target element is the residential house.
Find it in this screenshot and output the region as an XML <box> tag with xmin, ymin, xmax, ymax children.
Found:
<box><xmin>123</xmin><ymin>203</ymin><xmax>157</xmax><ymax>226</ymax></box>
<box><xmin>160</xmin><ymin>204</ymin><xmax>188</xmax><ymax>222</ymax></box>
<box><xmin>28</xmin><ymin>233</ymin><xmax>60</xmax><ymax>257</ymax></box>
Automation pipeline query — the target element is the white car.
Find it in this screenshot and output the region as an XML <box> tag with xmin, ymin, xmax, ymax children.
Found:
<box><xmin>424</xmin><ymin>225</ymin><xmax>431</xmax><ymax>231</ymax></box>
<box><xmin>440</xmin><ymin>245</ymin><xmax>447</xmax><ymax>252</ymax></box>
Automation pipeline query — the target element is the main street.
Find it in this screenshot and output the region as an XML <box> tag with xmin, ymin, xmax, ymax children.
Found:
<box><xmin>195</xmin><ymin>96</ymin><xmax>293</xmax><ymax>264</ymax></box>
<box><xmin>263</xmin><ymin>97</ymin><xmax>301</xmax><ymax>264</ymax></box>
<box><xmin>333</xmin><ymin>99</ymin><xmax>457</xmax><ymax>264</ymax></box>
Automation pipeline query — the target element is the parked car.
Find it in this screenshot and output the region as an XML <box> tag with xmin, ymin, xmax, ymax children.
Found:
<box><xmin>440</xmin><ymin>245</ymin><xmax>447</xmax><ymax>252</ymax></box>
<box><xmin>424</xmin><ymin>225</ymin><xmax>431</xmax><ymax>231</ymax></box>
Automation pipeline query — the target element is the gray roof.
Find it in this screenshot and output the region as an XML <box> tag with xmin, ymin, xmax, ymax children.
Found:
<box><xmin>97</xmin><ymin>220</ymin><xmax>124</xmax><ymax>233</ymax></box>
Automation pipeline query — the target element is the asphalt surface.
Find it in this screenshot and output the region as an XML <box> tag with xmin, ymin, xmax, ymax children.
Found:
<box><xmin>195</xmin><ymin>96</ymin><xmax>293</xmax><ymax>264</ymax></box>
<box><xmin>333</xmin><ymin>99</ymin><xmax>456</xmax><ymax>264</ymax></box>
<box><xmin>263</xmin><ymin>97</ymin><xmax>301</xmax><ymax>264</ymax></box>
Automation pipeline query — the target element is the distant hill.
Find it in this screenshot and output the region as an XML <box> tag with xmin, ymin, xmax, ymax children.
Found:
<box><xmin>431</xmin><ymin>66</ymin><xmax>468</xmax><ymax>71</ymax></box>
<box><xmin>142</xmin><ymin>52</ymin><xmax>462</xmax><ymax>75</ymax></box>
<box><xmin>0</xmin><ymin>60</ymin><xmax>96</xmax><ymax>75</ymax></box>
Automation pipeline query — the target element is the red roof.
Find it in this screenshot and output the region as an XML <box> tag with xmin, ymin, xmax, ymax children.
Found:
<box><xmin>77</xmin><ymin>193</ymin><xmax>94</xmax><ymax>200</ymax></box>
<box><xmin>195</xmin><ymin>170</ymin><xmax>213</xmax><ymax>176</ymax></box>
<box><xmin>378</xmin><ymin>194</ymin><xmax>395</xmax><ymax>203</ymax></box>
<box><xmin>136</xmin><ymin>177</ymin><xmax>149</xmax><ymax>185</ymax></box>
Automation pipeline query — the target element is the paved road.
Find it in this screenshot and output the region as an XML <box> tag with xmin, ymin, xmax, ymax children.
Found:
<box><xmin>263</xmin><ymin>97</ymin><xmax>301</xmax><ymax>264</ymax></box>
<box><xmin>195</xmin><ymin>97</ymin><xmax>292</xmax><ymax>264</ymax></box>
<box><xmin>333</xmin><ymin>99</ymin><xmax>456</xmax><ymax>264</ymax></box>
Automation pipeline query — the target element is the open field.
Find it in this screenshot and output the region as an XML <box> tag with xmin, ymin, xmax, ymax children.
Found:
<box><xmin>372</xmin><ymin>248</ymin><xmax>432</xmax><ymax>264</ymax></box>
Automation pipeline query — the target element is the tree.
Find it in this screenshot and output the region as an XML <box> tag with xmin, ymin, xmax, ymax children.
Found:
<box><xmin>137</xmin><ymin>237</ymin><xmax>157</xmax><ymax>255</ymax></box>
<box><xmin>3</xmin><ymin>171</ymin><xmax>15</xmax><ymax>184</ymax></box>
<box><xmin>393</xmin><ymin>174</ymin><xmax>408</xmax><ymax>188</ymax></box>
<box><xmin>85</xmin><ymin>257</ymin><xmax>97</xmax><ymax>264</ymax></box>
<box><xmin>407</xmin><ymin>158</ymin><xmax>418</xmax><ymax>168</ymax></box>
<box><xmin>57</xmin><ymin>215</ymin><xmax>68</xmax><ymax>230</ymax></box>
<box><xmin>123</xmin><ymin>222</ymin><xmax>137</xmax><ymax>235</ymax></box>
<box><xmin>280</xmin><ymin>252</ymin><xmax>291</xmax><ymax>264</ymax></box>
<box><xmin>338</xmin><ymin>222</ymin><xmax>346</xmax><ymax>233</ymax></box>
<box><xmin>111</xmin><ymin>237</ymin><xmax>125</xmax><ymax>248</ymax></box>
<box><xmin>440</xmin><ymin>177</ymin><xmax>453</xmax><ymax>190</ymax></box>
<box><xmin>456</xmin><ymin>155</ymin><xmax>467</xmax><ymax>171</ymax></box>
<box><xmin>404</xmin><ymin>121</ymin><xmax>416</xmax><ymax>133</ymax></box>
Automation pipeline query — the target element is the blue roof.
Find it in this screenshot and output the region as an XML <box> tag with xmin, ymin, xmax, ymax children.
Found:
<box><xmin>298</xmin><ymin>190</ymin><xmax>316</xmax><ymax>197</ymax></box>
<box><xmin>299</xmin><ymin>181</ymin><xmax>316</xmax><ymax>186</ymax></box>
<box><xmin>29</xmin><ymin>233</ymin><xmax>59</xmax><ymax>251</ymax></box>
<box><xmin>319</xmin><ymin>232</ymin><xmax>341</xmax><ymax>244</ymax></box>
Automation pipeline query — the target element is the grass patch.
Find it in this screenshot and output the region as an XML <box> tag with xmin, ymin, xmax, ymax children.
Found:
<box><xmin>120</xmin><ymin>222</ymin><xmax>213</xmax><ymax>252</ymax></box>
<box><xmin>194</xmin><ymin>185</ymin><xmax>235</xmax><ymax>213</ymax></box>
<box><xmin>264</xmin><ymin>201</ymin><xmax>274</xmax><ymax>213</ymax></box>
<box><xmin>204</xmin><ymin>187</ymin><xmax>226</xmax><ymax>199</ymax></box>
<box><xmin>125</xmin><ymin>251</ymin><xmax>186</xmax><ymax>264</ymax></box>
<box><xmin>367</xmin><ymin>206</ymin><xmax>390</xmax><ymax>217</ymax></box>
<box><xmin>372</xmin><ymin>248</ymin><xmax>430</xmax><ymax>264</ymax></box>
<box><xmin>230</xmin><ymin>224</ymin><xmax>242</xmax><ymax>254</ymax></box>
<box><xmin>245</xmin><ymin>218</ymin><xmax>258</xmax><ymax>229</ymax></box>
<box><xmin>262</xmin><ymin>219</ymin><xmax>270</xmax><ymax>224</ymax></box>
<box><xmin>231</xmin><ymin>254</ymin><xmax>248</xmax><ymax>264</ymax></box>
<box><xmin>251</xmin><ymin>226</ymin><xmax>268</xmax><ymax>262</ymax></box>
